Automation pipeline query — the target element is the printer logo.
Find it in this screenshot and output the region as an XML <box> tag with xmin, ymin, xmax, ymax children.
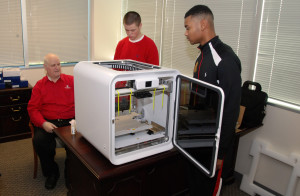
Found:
<box><xmin>65</xmin><ymin>85</ymin><xmax>71</xmax><ymax>89</ymax></box>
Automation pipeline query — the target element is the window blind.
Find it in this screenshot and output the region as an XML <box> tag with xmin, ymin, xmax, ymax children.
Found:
<box><xmin>0</xmin><ymin>0</ymin><xmax>24</xmax><ymax>67</ymax></box>
<box><xmin>254</xmin><ymin>0</ymin><xmax>300</xmax><ymax>109</ymax></box>
<box><xmin>26</xmin><ymin>0</ymin><xmax>89</xmax><ymax>65</ymax></box>
<box><xmin>161</xmin><ymin>0</ymin><xmax>200</xmax><ymax>76</ymax></box>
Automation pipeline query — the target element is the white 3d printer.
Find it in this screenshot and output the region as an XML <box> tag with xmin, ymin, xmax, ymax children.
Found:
<box><xmin>74</xmin><ymin>60</ymin><xmax>224</xmax><ymax>177</ymax></box>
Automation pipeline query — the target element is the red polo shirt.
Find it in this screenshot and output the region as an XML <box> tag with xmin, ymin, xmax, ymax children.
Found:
<box><xmin>27</xmin><ymin>74</ymin><xmax>75</xmax><ymax>127</ymax></box>
<box><xmin>114</xmin><ymin>35</ymin><xmax>159</xmax><ymax>66</ymax></box>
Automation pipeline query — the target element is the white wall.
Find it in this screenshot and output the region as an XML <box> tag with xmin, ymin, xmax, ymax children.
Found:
<box><xmin>235</xmin><ymin>105</ymin><xmax>300</xmax><ymax>192</ymax></box>
<box><xmin>236</xmin><ymin>106</ymin><xmax>300</xmax><ymax>175</ymax></box>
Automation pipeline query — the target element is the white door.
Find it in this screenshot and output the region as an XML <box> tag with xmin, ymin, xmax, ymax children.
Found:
<box><xmin>173</xmin><ymin>75</ymin><xmax>224</xmax><ymax>178</ymax></box>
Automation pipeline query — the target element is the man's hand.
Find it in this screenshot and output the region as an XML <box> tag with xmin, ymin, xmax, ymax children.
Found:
<box><xmin>216</xmin><ymin>159</ymin><xmax>223</xmax><ymax>170</ymax></box>
<box><xmin>42</xmin><ymin>121</ymin><xmax>57</xmax><ymax>133</ymax></box>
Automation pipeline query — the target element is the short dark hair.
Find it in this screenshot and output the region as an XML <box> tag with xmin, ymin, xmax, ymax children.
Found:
<box><xmin>184</xmin><ymin>5</ymin><xmax>214</xmax><ymax>20</ymax></box>
<box><xmin>123</xmin><ymin>11</ymin><xmax>141</xmax><ymax>26</ymax></box>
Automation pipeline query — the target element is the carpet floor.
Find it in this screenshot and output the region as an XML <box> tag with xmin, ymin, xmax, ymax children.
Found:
<box><xmin>0</xmin><ymin>138</ymin><xmax>67</xmax><ymax>196</ymax></box>
<box><xmin>0</xmin><ymin>138</ymin><xmax>249</xmax><ymax>196</ymax></box>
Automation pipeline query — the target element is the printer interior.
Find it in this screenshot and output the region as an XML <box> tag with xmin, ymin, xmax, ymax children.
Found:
<box><xmin>114</xmin><ymin>76</ymin><xmax>172</xmax><ymax>156</ymax></box>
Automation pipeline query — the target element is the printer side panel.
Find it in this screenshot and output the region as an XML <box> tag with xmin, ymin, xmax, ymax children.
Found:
<box><xmin>74</xmin><ymin>62</ymin><xmax>113</xmax><ymax>159</ymax></box>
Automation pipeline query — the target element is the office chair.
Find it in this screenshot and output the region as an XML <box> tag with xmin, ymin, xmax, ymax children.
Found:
<box><xmin>29</xmin><ymin>122</ymin><xmax>64</xmax><ymax>179</ymax></box>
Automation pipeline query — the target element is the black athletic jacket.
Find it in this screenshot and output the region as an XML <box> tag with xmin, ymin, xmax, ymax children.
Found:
<box><xmin>193</xmin><ymin>36</ymin><xmax>241</xmax><ymax>159</ymax></box>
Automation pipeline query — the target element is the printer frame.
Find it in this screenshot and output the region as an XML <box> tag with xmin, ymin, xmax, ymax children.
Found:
<box><xmin>74</xmin><ymin>60</ymin><xmax>224</xmax><ymax>178</ymax></box>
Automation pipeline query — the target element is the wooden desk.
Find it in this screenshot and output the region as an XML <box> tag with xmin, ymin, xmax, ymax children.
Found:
<box><xmin>54</xmin><ymin>126</ymin><xmax>189</xmax><ymax>196</ymax></box>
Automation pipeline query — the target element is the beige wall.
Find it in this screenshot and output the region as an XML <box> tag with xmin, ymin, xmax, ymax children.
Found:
<box><xmin>92</xmin><ymin>0</ymin><xmax>121</xmax><ymax>60</ymax></box>
<box><xmin>21</xmin><ymin>66</ymin><xmax>74</xmax><ymax>87</ymax></box>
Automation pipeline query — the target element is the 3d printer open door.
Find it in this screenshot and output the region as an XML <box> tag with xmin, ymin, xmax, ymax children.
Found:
<box><xmin>173</xmin><ymin>75</ymin><xmax>224</xmax><ymax>178</ymax></box>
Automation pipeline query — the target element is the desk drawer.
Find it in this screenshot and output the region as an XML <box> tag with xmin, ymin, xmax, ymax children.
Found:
<box><xmin>0</xmin><ymin>104</ymin><xmax>28</xmax><ymax>116</ymax></box>
<box><xmin>0</xmin><ymin>113</ymin><xmax>30</xmax><ymax>137</ymax></box>
<box><xmin>0</xmin><ymin>91</ymin><xmax>31</xmax><ymax>106</ymax></box>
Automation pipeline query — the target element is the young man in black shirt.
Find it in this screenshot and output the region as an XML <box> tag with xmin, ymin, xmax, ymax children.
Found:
<box><xmin>184</xmin><ymin>5</ymin><xmax>242</xmax><ymax>195</ymax></box>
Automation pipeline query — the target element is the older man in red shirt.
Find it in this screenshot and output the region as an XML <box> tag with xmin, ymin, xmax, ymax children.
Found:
<box><xmin>27</xmin><ymin>53</ymin><xmax>75</xmax><ymax>190</ymax></box>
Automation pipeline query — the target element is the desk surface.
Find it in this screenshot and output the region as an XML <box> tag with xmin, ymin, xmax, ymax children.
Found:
<box><xmin>235</xmin><ymin>124</ymin><xmax>262</xmax><ymax>137</ymax></box>
<box><xmin>54</xmin><ymin>126</ymin><xmax>179</xmax><ymax>180</ymax></box>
